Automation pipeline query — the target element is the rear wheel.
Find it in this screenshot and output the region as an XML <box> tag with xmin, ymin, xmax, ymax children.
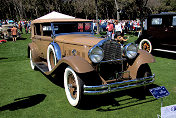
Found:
<box><xmin>29</xmin><ymin>49</ymin><xmax>35</xmax><ymax>70</ymax></box>
<box><xmin>139</xmin><ymin>39</ymin><xmax>152</xmax><ymax>53</ymax></box>
<box><xmin>64</xmin><ymin>66</ymin><xmax>84</xmax><ymax>107</ymax></box>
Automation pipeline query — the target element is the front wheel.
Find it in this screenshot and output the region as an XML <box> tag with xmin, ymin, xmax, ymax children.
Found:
<box><xmin>137</xmin><ymin>64</ymin><xmax>152</xmax><ymax>78</ymax></box>
<box><xmin>64</xmin><ymin>66</ymin><xmax>84</xmax><ymax>107</ymax></box>
<box><xmin>137</xmin><ymin>64</ymin><xmax>152</xmax><ymax>96</ymax></box>
<box><xmin>139</xmin><ymin>39</ymin><xmax>152</xmax><ymax>53</ymax></box>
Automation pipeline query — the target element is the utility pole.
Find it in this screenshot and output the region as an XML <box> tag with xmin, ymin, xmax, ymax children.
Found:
<box><xmin>115</xmin><ymin>0</ymin><xmax>120</xmax><ymax>20</ymax></box>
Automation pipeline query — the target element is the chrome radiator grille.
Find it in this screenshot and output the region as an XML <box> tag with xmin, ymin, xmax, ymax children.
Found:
<box><xmin>101</xmin><ymin>40</ymin><xmax>122</xmax><ymax>61</ymax></box>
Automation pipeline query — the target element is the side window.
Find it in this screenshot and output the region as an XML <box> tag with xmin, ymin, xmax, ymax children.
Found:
<box><xmin>172</xmin><ymin>16</ymin><xmax>176</xmax><ymax>26</ymax></box>
<box><xmin>151</xmin><ymin>18</ymin><xmax>162</xmax><ymax>25</ymax></box>
<box><xmin>34</xmin><ymin>24</ymin><xmax>41</xmax><ymax>35</ymax></box>
<box><xmin>43</xmin><ymin>24</ymin><xmax>58</xmax><ymax>36</ymax></box>
<box><xmin>43</xmin><ymin>25</ymin><xmax>52</xmax><ymax>36</ymax></box>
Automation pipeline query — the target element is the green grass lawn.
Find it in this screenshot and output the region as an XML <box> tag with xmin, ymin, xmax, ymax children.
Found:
<box><xmin>0</xmin><ymin>34</ymin><xmax>176</xmax><ymax>118</ymax></box>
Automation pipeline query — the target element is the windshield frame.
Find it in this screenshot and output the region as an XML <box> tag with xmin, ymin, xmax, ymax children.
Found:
<box><xmin>51</xmin><ymin>22</ymin><xmax>94</xmax><ymax>37</ymax></box>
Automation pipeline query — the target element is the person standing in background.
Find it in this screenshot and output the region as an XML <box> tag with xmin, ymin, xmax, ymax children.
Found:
<box><xmin>11</xmin><ymin>26</ymin><xmax>17</xmax><ymax>42</ymax></box>
<box><xmin>19</xmin><ymin>22</ymin><xmax>22</xmax><ymax>34</ymax></box>
<box><xmin>106</xmin><ymin>20</ymin><xmax>114</xmax><ymax>39</ymax></box>
<box><xmin>114</xmin><ymin>20</ymin><xmax>122</xmax><ymax>36</ymax></box>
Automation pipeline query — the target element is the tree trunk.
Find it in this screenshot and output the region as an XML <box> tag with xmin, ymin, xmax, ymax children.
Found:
<box><xmin>114</xmin><ymin>0</ymin><xmax>120</xmax><ymax>20</ymax></box>
<box><xmin>95</xmin><ymin>0</ymin><xmax>99</xmax><ymax>34</ymax></box>
<box><xmin>106</xmin><ymin>6</ymin><xmax>109</xmax><ymax>19</ymax></box>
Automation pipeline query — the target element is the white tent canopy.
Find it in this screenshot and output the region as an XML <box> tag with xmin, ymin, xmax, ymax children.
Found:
<box><xmin>37</xmin><ymin>11</ymin><xmax>75</xmax><ymax>19</ymax></box>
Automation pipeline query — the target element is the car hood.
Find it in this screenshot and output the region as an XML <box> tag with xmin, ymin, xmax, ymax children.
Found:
<box><xmin>55</xmin><ymin>34</ymin><xmax>103</xmax><ymax>47</ymax></box>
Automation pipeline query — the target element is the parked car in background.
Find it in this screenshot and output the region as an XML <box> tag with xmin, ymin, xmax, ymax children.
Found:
<box><xmin>28</xmin><ymin>17</ymin><xmax>155</xmax><ymax>108</ymax></box>
<box><xmin>136</xmin><ymin>12</ymin><xmax>176</xmax><ymax>53</ymax></box>
<box><xmin>0</xmin><ymin>24</ymin><xmax>21</xmax><ymax>39</ymax></box>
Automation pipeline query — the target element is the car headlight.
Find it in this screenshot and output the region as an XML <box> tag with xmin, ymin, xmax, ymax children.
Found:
<box><xmin>124</xmin><ymin>43</ymin><xmax>138</xmax><ymax>59</ymax></box>
<box><xmin>88</xmin><ymin>46</ymin><xmax>104</xmax><ymax>63</ymax></box>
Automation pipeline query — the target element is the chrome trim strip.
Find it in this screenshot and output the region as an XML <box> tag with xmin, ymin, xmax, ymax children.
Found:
<box><xmin>84</xmin><ymin>74</ymin><xmax>155</xmax><ymax>95</ymax></box>
<box><xmin>100</xmin><ymin>58</ymin><xmax>126</xmax><ymax>63</ymax></box>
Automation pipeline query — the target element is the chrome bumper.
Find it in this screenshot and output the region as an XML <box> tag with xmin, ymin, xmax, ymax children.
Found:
<box><xmin>84</xmin><ymin>74</ymin><xmax>155</xmax><ymax>95</ymax></box>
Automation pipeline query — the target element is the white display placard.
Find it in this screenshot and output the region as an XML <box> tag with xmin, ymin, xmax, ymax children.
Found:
<box><xmin>161</xmin><ymin>104</ymin><xmax>176</xmax><ymax>118</ymax></box>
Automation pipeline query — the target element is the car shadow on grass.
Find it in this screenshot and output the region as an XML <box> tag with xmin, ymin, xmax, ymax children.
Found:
<box><xmin>0</xmin><ymin>58</ymin><xmax>8</xmax><ymax>60</ymax></box>
<box><xmin>5</xmin><ymin>37</ymin><xmax>27</xmax><ymax>42</ymax></box>
<box><xmin>0</xmin><ymin>94</ymin><xmax>46</xmax><ymax>111</ymax></box>
<box><xmin>79</xmin><ymin>84</ymin><xmax>159</xmax><ymax>111</ymax></box>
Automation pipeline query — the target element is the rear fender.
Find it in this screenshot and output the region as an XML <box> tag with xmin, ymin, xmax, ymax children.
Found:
<box><xmin>127</xmin><ymin>49</ymin><xmax>155</xmax><ymax>79</ymax></box>
<box><xmin>28</xmin><ymin>43</ymin><xmax>41</xmax><ymax>62</ymax></box>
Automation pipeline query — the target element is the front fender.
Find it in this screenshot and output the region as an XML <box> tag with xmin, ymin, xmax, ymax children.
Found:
<box><xmin>45</xmin><ymin>56</ymin><xmax>94</xmax><ymax>75</ymax></box>
<box><xmin>50</xmin><ymin>42</ymin><xmax>62</xmax><ymax>61</ymax></box>
<box><xmin>127</xmin><ymin>49</ymin><xmax>155</xmax><ymax>79</ymax></box>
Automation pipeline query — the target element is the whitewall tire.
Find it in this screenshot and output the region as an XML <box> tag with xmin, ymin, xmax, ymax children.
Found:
<box><xmin>47</xmin><ymin>44</ymin><xmax>57</xmax><ymax>71</ymax></box>
<box><xmin>139</xmin><ymin>39</ymin><xmax>152</xmax><ymax>53</ymax></box>
<box><xmin>30</xmin><ymin>49</ymin><xmax>35</xmax><ymax>70</ymax></box>
<box><xmin>64</xmin><ymin>66</ymin><xmax>83</xmax><ymax>107</ymax></box>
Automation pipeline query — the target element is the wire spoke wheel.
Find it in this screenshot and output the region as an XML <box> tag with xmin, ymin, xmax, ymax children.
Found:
<box><xmin>139</xmin><ymin>39</ymin><xmax>152</xmax><ymax>53</ymax></box>
<box><xmin>64</xmin><ymin>66</ymin><xmax>84</xmax><ymax>107</ymax></box>
<box><xmin>68</xmin><ymin>74</ymin><xmax>77</xmax><ymax>99</ymax></box>
<box><xmin>142</xmin><ymin>42</ymin><xmax>150</xmax><ymax>52</ymax></box>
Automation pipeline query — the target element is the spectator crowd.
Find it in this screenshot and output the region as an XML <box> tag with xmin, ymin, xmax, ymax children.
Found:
<box><xmin>0</xmin><ymin>19</ymin><xmax>31</xmax><ymax>34</ymax></box>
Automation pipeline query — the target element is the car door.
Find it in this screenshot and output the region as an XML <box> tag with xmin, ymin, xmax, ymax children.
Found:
<box><xmin>33</xmin><ymin>23</ymin><xmax>52</xmax><ymax>59</ymax></box>
<box><xmin>39</xmin><ymin>23</ymin><xmax>53</xmax><ymax>59</ymax></box>
<box><xmin>166</xmin><ymin>15</ymin><xmax>176</xmax><ymax>46</ymax></box>
<box><xmin>148</xmin><ymin>16</ymin><xmax>167</xmax><ymax>44</ymax></box>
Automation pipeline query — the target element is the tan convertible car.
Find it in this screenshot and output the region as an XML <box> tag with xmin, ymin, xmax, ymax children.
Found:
<box><xmin>28</xmin><ymin>18</ymin><xmax>155</xmax><ymax>107</ymax></box>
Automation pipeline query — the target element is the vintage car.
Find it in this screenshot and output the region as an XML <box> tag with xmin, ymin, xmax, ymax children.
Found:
<box><xmin>136</xmin><ymin>12</ymin><xmax>176</xmax><ymax>53</ymax></box>
<box><xmin>0</xmin><ymin>24</ymin><xmax>21</xmax><ymax>39</ymax></box>
<box><xmin>28</xmin><ymin>18</ymin><xmax>155</xmax><ymax>107</ymax></box>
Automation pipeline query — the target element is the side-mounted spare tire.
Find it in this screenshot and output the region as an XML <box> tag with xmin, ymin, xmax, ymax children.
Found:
<box><xmin>47</xmin><ymin>44</ymin><xmax>57</xmax><ymax>71</ymax></box>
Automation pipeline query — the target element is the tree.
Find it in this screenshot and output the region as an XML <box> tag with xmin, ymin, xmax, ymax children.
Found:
<box><xmin>0</xmin><ymin>0</ymin><xmax>175</xmax><ymax>20</ymax></box>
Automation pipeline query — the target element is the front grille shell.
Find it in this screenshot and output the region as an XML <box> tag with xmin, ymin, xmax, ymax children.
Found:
<box><xmin>100</xmin><ymin>40</ymin><xmax>122</xmax><ymax>61</ymax></box>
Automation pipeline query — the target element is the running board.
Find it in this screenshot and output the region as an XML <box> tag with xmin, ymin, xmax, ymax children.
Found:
<box><xmin>35</xmin><ymin>62</ymin><xmax>49</xmax><ymax>73</ymax></box>
<box><xmin>153</xmin><ymin>49</ymin><xmax>176</xmax><ymax>54</ymax></box>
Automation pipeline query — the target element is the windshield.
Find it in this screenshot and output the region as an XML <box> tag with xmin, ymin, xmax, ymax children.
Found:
<box><xmin>53</xmin><ymin>22</ymin><xmax>93</xmax><ymax>36</ymax></box>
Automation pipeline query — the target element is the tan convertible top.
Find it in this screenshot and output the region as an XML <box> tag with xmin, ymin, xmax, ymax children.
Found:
<box><xmin>32</xmin><ymin>11</ymin><xmax>92</xmax><ymax>24</ymax></box>
<box><xmin>32</xmin><ymin>18</ymin><xmax>92</xmax><ymax>24</ymax></box>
